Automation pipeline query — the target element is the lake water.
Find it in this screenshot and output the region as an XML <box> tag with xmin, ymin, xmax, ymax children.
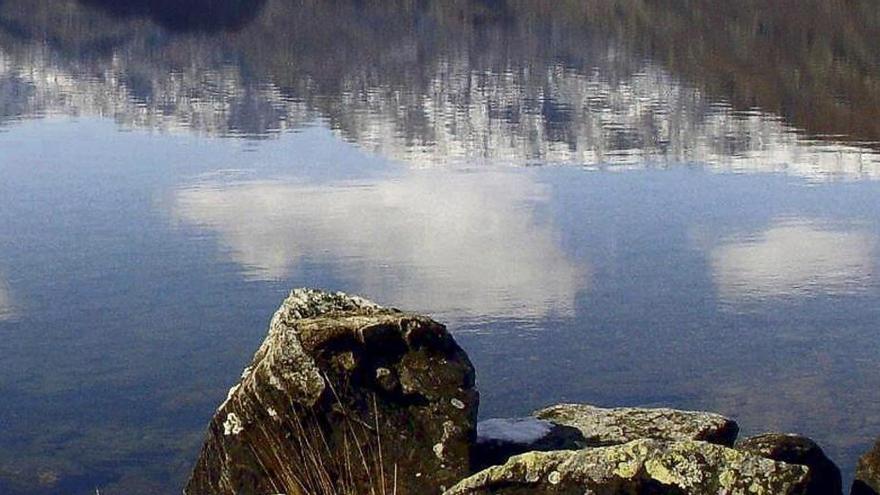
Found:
<box><xmin>1</xmin><ymin>1</ymin><xmax>880</xmax><ymax>493</ymax></box>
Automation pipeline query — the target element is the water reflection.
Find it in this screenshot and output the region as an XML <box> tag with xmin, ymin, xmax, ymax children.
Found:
<box><xmin>0</xmin><ymin>0</ymin><xmax>878</xmax><ymax>177</ymax></box>
<box><xmin>1</xmin><ymin>0</ymin><xmax>880</xmax><ymax>493</ymax></box>
<box><xmin>0</xmin><ymin>276</ymin><xmax>13</xmax><ymax>320</ymax></box>
<box><xmin>710</xmin><ymin>220</ymin><xmax>877</xmax><ymax>303</ymax></box>
<box><xmin>173</xmin><ymin>170</ymin><xmax>587</xmax><ymax>319</ymax></box>
<box><xmin>78</xmin><ymin>0</ymin><xmax>267</xmax><ymax>32</ymax></box>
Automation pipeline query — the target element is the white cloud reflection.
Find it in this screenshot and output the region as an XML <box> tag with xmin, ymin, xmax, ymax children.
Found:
<box><xmin>173</xmin><ymin>171</ymin><xmax>587</xmax><ymax>319</ymax></box>
<box><xmin>0</xmin><ymin>277</ymin><xmax>13</xmax><ymax>321</ymax></box>
<box><xmin>710</xmin><ymin>220</ymin><xmax>876</xmax><ymax>304</ymax></box>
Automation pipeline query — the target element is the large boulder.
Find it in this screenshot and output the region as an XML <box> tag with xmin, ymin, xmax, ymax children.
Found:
<box><xmin>853</xmin><ymin>438</ymin><xmax>880</xmax><ymax>495</ymax></box>
<box><xmin>535</xmin><ymin>403</ymin><xmax>739</xmax><ymax>447</ymax></box>
<box><xmin>473</xmin><ymin>417</ymin><xmax>585</xmax><ymax>471</ymax></box>
<box><xmin>736</xmin><ymin>433</ymin><xmax>841</xmax><ymax>495</ymax></box>
<box><xmin>445</xmin><ymin>438</ymin><xmax>811</xmax><ymax>495</ymax></box>
<box><xmin>185</xmin><ymin>289</ymin><xmax>479</xmax><ymax>495</ymax></box>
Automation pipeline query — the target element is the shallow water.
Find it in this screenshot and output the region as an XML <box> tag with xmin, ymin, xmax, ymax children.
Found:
<box><xmin>1</xmin><ymin>1</ymin><xmax>880</xmax><ymax>493</ymax></box>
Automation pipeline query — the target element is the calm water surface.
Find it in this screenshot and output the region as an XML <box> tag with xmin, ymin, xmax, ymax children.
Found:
<box><xmin>1</xmin><ymin>1</ymin><xmax>880</xmax><ymax>493</ymax></box>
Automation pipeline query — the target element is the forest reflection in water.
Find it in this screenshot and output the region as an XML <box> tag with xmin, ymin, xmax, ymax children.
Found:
<box><xmin>0</xmin><ymin>0</ymin><xmax>878</xmax><ymax>174</ymax></box>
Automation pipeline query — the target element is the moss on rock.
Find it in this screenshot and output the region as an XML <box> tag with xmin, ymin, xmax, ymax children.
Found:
<box><xmin>445</xmin><ymin>439</ymin><xmax>810</xmax><ymax>495</ymax></box>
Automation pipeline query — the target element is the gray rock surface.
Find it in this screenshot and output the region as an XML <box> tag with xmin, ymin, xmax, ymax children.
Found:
<box><xmin>185</xmin><ymin>288</ymin><xmax>478</xmax><ymax>495</ymax></box>
<box><xmin>853</xmin><ymin>438</ymin><xmax>880</xmax><ymax>495</ymax></box>
<box><xmin>736</xmin><ymin>433</ymin><xmax>841</xmax><ymax>495</ymax></box>
<box><xmin>445</xmin><ymin>438</ymin><xmax>810</xmax><ymax>495</ymax></box>
<box><xmin>535</xmin><ymin>403</ymin><xmax>739</xmax><ymax>447</ymax></box>
<box><xmin>473</xmin><ymin>417</ymin><xmax>585</xmax><ymax>471</ymax></box>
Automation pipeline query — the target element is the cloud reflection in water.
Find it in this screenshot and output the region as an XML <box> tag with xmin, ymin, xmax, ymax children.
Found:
<box><xmin>0</xmin><ymin>277</ymin><xmax>12</xmax><ymax>320</ymax></box>
<box><xmin>710</xmin><ymin>220</ymin><xmax>876</xmax><ymax>304</ymax></box>
<box><xmin>173</xmin><ymin>170</ymin><xmax>587</xmax><ymax>320</ymax></box>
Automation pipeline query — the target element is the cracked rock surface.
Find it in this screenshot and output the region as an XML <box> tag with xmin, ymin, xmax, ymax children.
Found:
<box><xmin>445</xmin><ymin>438</ymin><xmax>810</xmax><ymax>495</ymax></box>
<box><xmin>185</xmin><ymin>288</ymin><xmax>478</xmax><ymax>495</ymax></box>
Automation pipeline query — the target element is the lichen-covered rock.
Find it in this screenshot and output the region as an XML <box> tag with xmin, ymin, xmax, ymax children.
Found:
<box><xmin>853</xmin><ymin>438</ymin><xmax>880</xmax><ymax>495</ymax></box>
<box><xmin>185</xmin><ymin>288</ymin><xmax>478</xmax><ymax>495</ymax></box>
<box><xmin>736</xmin><ymin>433</ymin><xmax>841</xmax><ymax>495</ymax></box>
<box><xmin>472</xmin><ymin>418</ymin><xmax>585</xmax><ymax>471</ymax></box>
<box><xmin>445</xmin><ymin>438</ymin><xmax>810</xmax><ymax>495</ymax></box>
<box><xmin>535</xmin><ymin>403</ymin><xmax>739</xmax><ymax>448</ymax></box>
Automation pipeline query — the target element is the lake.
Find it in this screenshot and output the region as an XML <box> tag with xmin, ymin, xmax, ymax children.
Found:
<box><xmin>1</xmin><ymin>1</ymin><xmax>880</xmax><ymax>493</ymax></box>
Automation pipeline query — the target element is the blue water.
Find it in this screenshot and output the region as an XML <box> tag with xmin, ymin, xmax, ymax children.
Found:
<box><xmin>2</xmin><ymin>1</ymin><xmax>880</xmax><ymax>493</ymax></box>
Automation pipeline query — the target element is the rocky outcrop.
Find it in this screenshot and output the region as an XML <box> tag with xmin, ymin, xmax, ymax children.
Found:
<box><xmin>445</xmin><ymin>438</ymin><xmax>811</xmax><ymax>494</ymax></box>
<box><xmin>472</xmin><ymin>418</ymin><xmax>585</xmax><ymax>471</ymax></box>
<box><xmin>535</xmin><ymin>403</ymin><xmax>739</xmax><ymax>447</ymax></box>
<box><xmin>853</xmin><ymin>438</ymin><xmax>880</xmax><ymax>495</ymax></box>
<box><xmin>184</xmin><ymin>288</ymin><xmax>849</xmax><ymax>495</ymax></box>
<box><xmin>472</xmin><ymin>403</ymin><xmax>740</xmax><ymax>473</ymax></box>
<box><xmin>184</xmin><ymin>289</ymin><xmax>479</xmax><ymax>495</ymax></box>
<box><xmin>736</xmin><ymin>433</ymin><xmax>842</xmax><ymax>495</ymax></box>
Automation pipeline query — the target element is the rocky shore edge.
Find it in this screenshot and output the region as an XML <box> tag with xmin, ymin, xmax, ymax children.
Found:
<box><xmin>183</xmin><ymin>289</ymin><xmax>880</xmax><ymax>495</ymax></box>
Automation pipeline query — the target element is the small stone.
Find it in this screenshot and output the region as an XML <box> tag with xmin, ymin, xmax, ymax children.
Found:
<box><xmin>854</xmin><ymin>438</ymin><xmax>880</xmax><ymax>495</ymax></box>
<box><xmin>451</xmin><ymin>398</ymin><xmax>465</xmax><ymax>409</ymax></box>
<box><xmin>736</xmin><ymin>433</ymin><xmax>841</xmax><ymax>495</ymax></box>
<box><xmin>37</xmin><ymin>470</ymin><xmax>59</xmax><ymax>487</ymax></box>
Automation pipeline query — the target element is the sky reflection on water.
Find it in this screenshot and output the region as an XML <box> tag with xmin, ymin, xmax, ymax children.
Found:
<box><xmin>172</xmin><ymin>170</ymin><xmax>587</xmax><ymax>320</ymax></box>
<box><xmin>2</xmin><ymin>1</ymin><xmax>880</xmax><ymax>494</ymax></box>
<box><xmin>709</xmin><ymin>220</ymin><xmax>877</xmax><ymax>304</ymax></box>
<box><xmin>0</xmin><ymin>275</ymin><xmax>13</xmax><ymax>320</ymax></box>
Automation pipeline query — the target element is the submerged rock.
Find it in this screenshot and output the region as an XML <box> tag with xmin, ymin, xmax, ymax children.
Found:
<box><xmin>445</xmin><ymin>438</ymin><xmax>810</xmax><ymax>495</ymax></box>
<box><xmin>736</xmin><ymin>433</ymin><xmax>841</xmax><ymax>495</ymax></box>
<box><xmin>472</xmin><ymin>417</ymin><xmax>585</xmax><ymax>471</ymax></box>
<box><xmin>185</xmin><ymin>288</ymin><xmax>478</xmax><ymax>495</ymax></box>
<box><xmin>535</xmin><ymin>403</ymin><xmax>739</xmax><ymax>447</ymax></box>
<box><xmin>853</xmin><ymin>438</ymin><xmax>880</xmax><ymax>495</ymax></box>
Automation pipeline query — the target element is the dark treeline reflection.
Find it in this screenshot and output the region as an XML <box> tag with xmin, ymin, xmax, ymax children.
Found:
<box><xmin>0</xmin><ymin>0</ymin><xmax>878</xmax><ymax>160</ymax></box>
<box><xmin>77</xmin><ymin>0</ymin><xmax>267</xmax><ymax>32</ymax></box>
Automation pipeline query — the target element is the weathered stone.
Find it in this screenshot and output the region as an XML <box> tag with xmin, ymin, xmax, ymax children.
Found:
<box><xmin>736</xmin><ymin>433</ymin><xmax>841</xmax><ymax>495</ymax></box>
<box><xmin>445</xmin><ymin>438</ymin><xmax>810</xmax><ymax>495</ymax></box>
<box><xmin>185</xmin><ymin>288</ymin><xmax>478</xmax><ymax>495</ymax></box>
<box><xmin>535</xmin><ymin>403</ymin><xmax>739</xmax><ymax>447</ymax></box>
<box><xmin>472</xmin><ymin>417</ymin><xmax>586</xmax><ymax>471</ymax></box>
<box><xmin>853</xmin><ymin>438</ymin><xmax>880</xmax><ymax>495</ymax></box>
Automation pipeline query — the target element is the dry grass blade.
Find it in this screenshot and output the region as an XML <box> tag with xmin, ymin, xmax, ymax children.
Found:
<box><xmin>273</xmin><ymin>374</ymin><xmax>399</xmax><ymax>495</ymax></box>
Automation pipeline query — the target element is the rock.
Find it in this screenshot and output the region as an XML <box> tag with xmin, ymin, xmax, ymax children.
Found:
<box><xmin>185</xmin><ymin>288</ymin><xmax>479</xmax><ymax>495</ymax></box>
<box><xmin>853</xmin><ymin>438</ymin><xmax>880</xmax><ymax>495</ymax></box>
<box><xmin>535</xmin><ymin>403</ymin><xmax>740</xmax><ymax>447</ymax></box>
<box><xmin>472</xmin><ymin>417</ymin><xmax>585</xmax><ymax>471</ymax></box>
<box><xmin>445</xmin><ymin>438</ymin><xmax>811</xmax><ymax>495</ymax></box>
<box><xmin>736</xmin><ymin>433</ymin><xmax>841</xmax><ymax>495</ymax></box>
